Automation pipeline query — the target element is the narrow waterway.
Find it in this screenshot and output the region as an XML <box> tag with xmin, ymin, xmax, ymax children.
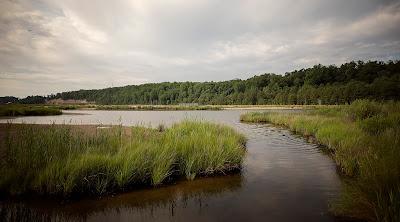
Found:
<box><xmin>0</xmin><ymin>110</ymin><xmax>342</xmax><ymax>222</ymax></box>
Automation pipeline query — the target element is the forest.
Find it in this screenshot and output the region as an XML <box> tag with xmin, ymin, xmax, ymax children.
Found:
<box><xmin>2</xmin><ymin>61</ymin><xmax>399</xmax><ymax>105</ymax></box>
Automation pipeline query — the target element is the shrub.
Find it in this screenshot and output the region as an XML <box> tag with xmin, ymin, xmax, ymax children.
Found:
<box><xmin>346</xmin><ymin>99</ymin><xmax>382</xmax><ymax>121</ymax></box>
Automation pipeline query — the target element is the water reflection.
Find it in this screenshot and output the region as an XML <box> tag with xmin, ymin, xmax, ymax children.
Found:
<box><xmin>0</xmin><ymin>175</ymin><xmax>242</xmax><ymax>222</ymax></box>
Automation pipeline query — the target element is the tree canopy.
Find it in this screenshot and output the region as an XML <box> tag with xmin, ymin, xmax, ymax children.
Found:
<box><xmin>3</xmin><ymin>61</ymin><xmax>400</xmax><ymax>105</ymax></box>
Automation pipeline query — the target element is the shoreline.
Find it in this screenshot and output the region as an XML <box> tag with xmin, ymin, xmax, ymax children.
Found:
<box><xmin>239</xmin><ymin>100</ymin><xmax>400</xmax><ymax>221</ymax></box>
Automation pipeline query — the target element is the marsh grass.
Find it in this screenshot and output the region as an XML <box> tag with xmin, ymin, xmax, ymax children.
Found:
<box><xmin>94</xmin><ymin>105</ymin><xmax>222</xmax><ymax>111</ymax></box>
<box><xmin>240</xmin><ymin>100</ymin><xmax>400</xmax><ymax>222</ymax></box>
<box><xmin>0</xmin><ymin>121</ymin><xmax>246</xmax><ymax>197</ymax></box>
<box><xmin>0</xmin><ymin>105</ymin><xmax>62</xmax><ymax>116</ymax></box>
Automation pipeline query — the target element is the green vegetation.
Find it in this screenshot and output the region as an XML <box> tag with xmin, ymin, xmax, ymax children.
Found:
<box><xmin>49</xmin><ymin>61</ymin><xmax>400</xmax><ymax>105</ymax></box>
<box><xmin>0</xmin><ymin>121</ymin><xmax>246</xmax><ymax>197</ymax></box>
<box><xmin>1</xmin><ymin>61</ymin><xmax>399</xmax><ymax>105</ymax></box>
<box><xmin>240</xmin><ymin>100</ymin><xmax>400</xmax><ymax>222</ymax></box>
<box><xmin>0</xmin><ymin>104</ymin><xmax>221</xmax><ymax>114</ymax></box>
<box><xmin>94</xmin><ymin>104</ymin><xmax>222</xmax><ymax>111</ymax></box>
<box><xmin>0</xmin><ymin>95</ymin><xmax>47</xmax><ymax>104</ymax></box>
<box><xmin>0</xmin><ymin>105</ymin><xmax>62</xmax><ymax>116</ymax></box>
<box><xmin>52</xmin><ymin>105</ymin><xmax>79</xmax><ymax>110</ymax></box>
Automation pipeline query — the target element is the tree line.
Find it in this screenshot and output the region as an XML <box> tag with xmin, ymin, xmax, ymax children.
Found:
<box><xmin>2</xmin><ymin>60</ymin><xmax>399</xmax><ymax>105</ymax></box>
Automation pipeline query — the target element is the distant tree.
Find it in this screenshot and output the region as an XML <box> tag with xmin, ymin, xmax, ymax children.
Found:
<box><xmin>9</xmin><ymin>60</ymin><xmax>396</xmax><ymax>105</ymax></box>
<box><xmin>19</xmin><ymin>96</ymin><xmax>46</xmax><ymax>104</ymax></box>
<box><xmin>0</xmin><ymin>96</ymin><xmax>19</xmax><ymax>104</ymax></box>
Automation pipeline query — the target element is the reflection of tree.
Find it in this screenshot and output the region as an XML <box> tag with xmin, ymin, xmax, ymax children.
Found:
<box><xmin>0</xmin><ymin>174</ymin><xmax>242</xmax><ymax>221</ymax></box>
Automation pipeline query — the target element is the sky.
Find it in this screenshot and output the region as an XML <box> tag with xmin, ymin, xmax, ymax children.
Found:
<box><xmin>0</xmin><ymin>0</ymin><xmax>400</xmax><ymax>97</ymax></box>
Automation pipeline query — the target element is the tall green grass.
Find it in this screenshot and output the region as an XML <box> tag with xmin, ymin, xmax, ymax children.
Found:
<box><xmin>0</xmin><ymin>121</ymin><xmax>246</xmax><ymax>197</ymax></box>
<box><xmin>240</xmin><ymin>100</ymin><xmax>400</xmax><ymax>222</ymax></box>
<box><xmin>0</xmin><ymin>105</ymin><xmax>62</xmax><ymax>116</ymax></box>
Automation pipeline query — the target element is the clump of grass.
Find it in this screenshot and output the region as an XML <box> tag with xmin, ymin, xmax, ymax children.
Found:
<box><xmin>345</xmin><ymin>99</ymin><xmax>382</xmax><ymax>121</ymax></box>
<box><xmin>156</xmin><ymin>123</ymin><xmax>165</xmax><ymax>132</ymax></box>
<box><xmin>0</xmin><ymin>121</ymin><xmax>246</xmax><ymax>197</ymax></box>
<box><xmin>53</xmin><ymin>105</ymin><xmax>78</xmax><ymax>110</ymax></box>
<box><xmin>358</xmin><ymin>113</ymin><xmax>400</xmax><ymax>135</ymax></box>
<box><xmin>165</xmin><ymin>121</ymin><xmax>246</xmax><ymax>180</ymax></box>
<box><xmin>239</xmin><ymin>112</ymin><xmax>276</xmax><ymax>123</ymax></box>
<box><xmin>240</xmin><ymin>100</ymin><xmax>400</xmax><ymax>222</ymax></box>
<box><xmin>0</xmin><ymin>105</ymin><xmax>62</xmax><ymax>116</ymax></box>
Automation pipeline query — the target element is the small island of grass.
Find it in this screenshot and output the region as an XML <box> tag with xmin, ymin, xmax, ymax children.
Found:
<box><xmin>0</xmin><ymin>121</ymin><xmax>246</xmax><ymax>197</ymax></box>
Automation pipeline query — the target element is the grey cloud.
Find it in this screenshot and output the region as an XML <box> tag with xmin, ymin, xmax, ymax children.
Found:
<box><xmin>0</xmin><ymin>0</ymin><xmax>399</xmax><ymax>97</ymax></box>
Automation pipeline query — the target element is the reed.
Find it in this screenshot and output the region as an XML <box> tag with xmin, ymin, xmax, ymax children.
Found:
<box><xmin>0</xmin><ymin>121</ymin><xmax>246</xmax><ymax>197</ymax></box>
<box><xmin>94</xmin><ymin>105</ymin><xmax>222</xmax><ymax>111</ymax></box>
<box><xmin>0</xmin><ymin>105</ymin><xmax>62</xmax><ymax>116</ymax></box>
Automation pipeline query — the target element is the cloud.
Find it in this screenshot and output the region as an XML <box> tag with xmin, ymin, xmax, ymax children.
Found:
<box><xmin>0</xmin><ymin>0</ymin><xmax>399</xmax><ymax>97</ymax></box>
<box><xmin>310</xmin><ymin>2</ymin><xmax>400</xmax><ymax>45</ymax></box>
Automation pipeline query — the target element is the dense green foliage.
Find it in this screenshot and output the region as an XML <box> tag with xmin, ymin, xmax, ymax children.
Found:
<box><xmin>0</xmin><ymin>105</ymin><xmax>62</xmax><ymax>116</ymax></box>
<box><xmin>240</xmin><ymin>100</ymin><xmax>400</xmax><ymax>222</ymax></box>
<box><xmin>0</xmin><ymin>96</ymin><xmax>48</xmax><ymax>105</ymax></box>
<box><xmin>47</xmin><ymin>61</ymin><xmax>400</xmax><ymax>105</ymax></box>
<box><xmin>0</xmin><ymin>121</ymin><xmax>246</xmax><ymax>197</ymax></box>
<box><xmin>18</xmin><ymin>96</ymin><xmax>47</xmax><ymax>104</ymax></box>
<box><xmin>0</xmin><ymin>97</ymin><xmax>18</xmax><ymax>104</ymax></box>
<box><xmin>2</xmin><ymin>61</ymin><xmax>399</xmax><ymax>105</ymax></box>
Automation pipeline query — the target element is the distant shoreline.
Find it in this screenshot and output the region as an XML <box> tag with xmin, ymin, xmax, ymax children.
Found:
<box><xmin>0</xmin><ymin>104</ymin><xmax>323</xmax><ymax>117</ymax></box>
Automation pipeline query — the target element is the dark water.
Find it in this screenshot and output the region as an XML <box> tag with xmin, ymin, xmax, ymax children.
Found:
<box><xmin>0</xmin><ymin>110</ymin><xmax>342</xmax><ymax>222</ymax></box>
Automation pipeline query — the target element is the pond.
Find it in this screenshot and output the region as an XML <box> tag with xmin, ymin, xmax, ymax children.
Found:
<box><xmin>0</xmin><ymin>110</ymin><xmax>342</xmax><ymax>222</ymax></box>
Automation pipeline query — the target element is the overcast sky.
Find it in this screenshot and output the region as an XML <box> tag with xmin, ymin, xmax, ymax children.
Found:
<box><xmin>1</xmin><ymin>0</ymin><xmax>400</xmax><ymax>97</ymax></box>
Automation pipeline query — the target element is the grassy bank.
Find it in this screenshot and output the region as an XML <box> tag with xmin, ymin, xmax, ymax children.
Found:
<box><xmin>0</xmin><ymin>104</ymin><xmax>222</xmax><ymax>114</ymax></box>
<box><xmin>240</xmin><ymin>100</ymin><xmax>400</xmax><ymax>222</ymax></box>
<box><xmin>0</xmin><ymin>105</ymin><xmax>62</xmax><ymax>116</ymax></box>
<box><xmin>94</xmin><ymin>104</ymin><xmax>222</xmax><ymax>111</ymax></box>
<box><xmin>0</xmin><ymin>121</ymin><xmax>246</xmax><ymax>197</ymax></box>
<box><xmin>0</xmin><ymin>104</ymin><xmax>326</xmax><ymax>113</ymax></box>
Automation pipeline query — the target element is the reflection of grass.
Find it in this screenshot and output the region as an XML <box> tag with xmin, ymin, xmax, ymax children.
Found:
<box><xmin>0</xmin><ymin>105</ymin><xmax>62</xmax><ymax>116</ymax></box>
<box><xmin>0</xmin><ymin>175</ymin><xmax>242</xmax><ymax>221</ymax></box>
<box><xmin>0</xmin><ymin>121</ymin><xmax>246</xmax><ymax>197</ymax></box>
<box><xmin>240</xmin><ymin>100</ymin><xmax>400</xmax><ymax>222</ymax></box>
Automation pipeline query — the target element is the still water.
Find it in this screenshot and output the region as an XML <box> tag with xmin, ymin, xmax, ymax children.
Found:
<box><xmin>0</xmin><ymin>110</ymin><xmax>342</xmax><ymax>222</ymax></box>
